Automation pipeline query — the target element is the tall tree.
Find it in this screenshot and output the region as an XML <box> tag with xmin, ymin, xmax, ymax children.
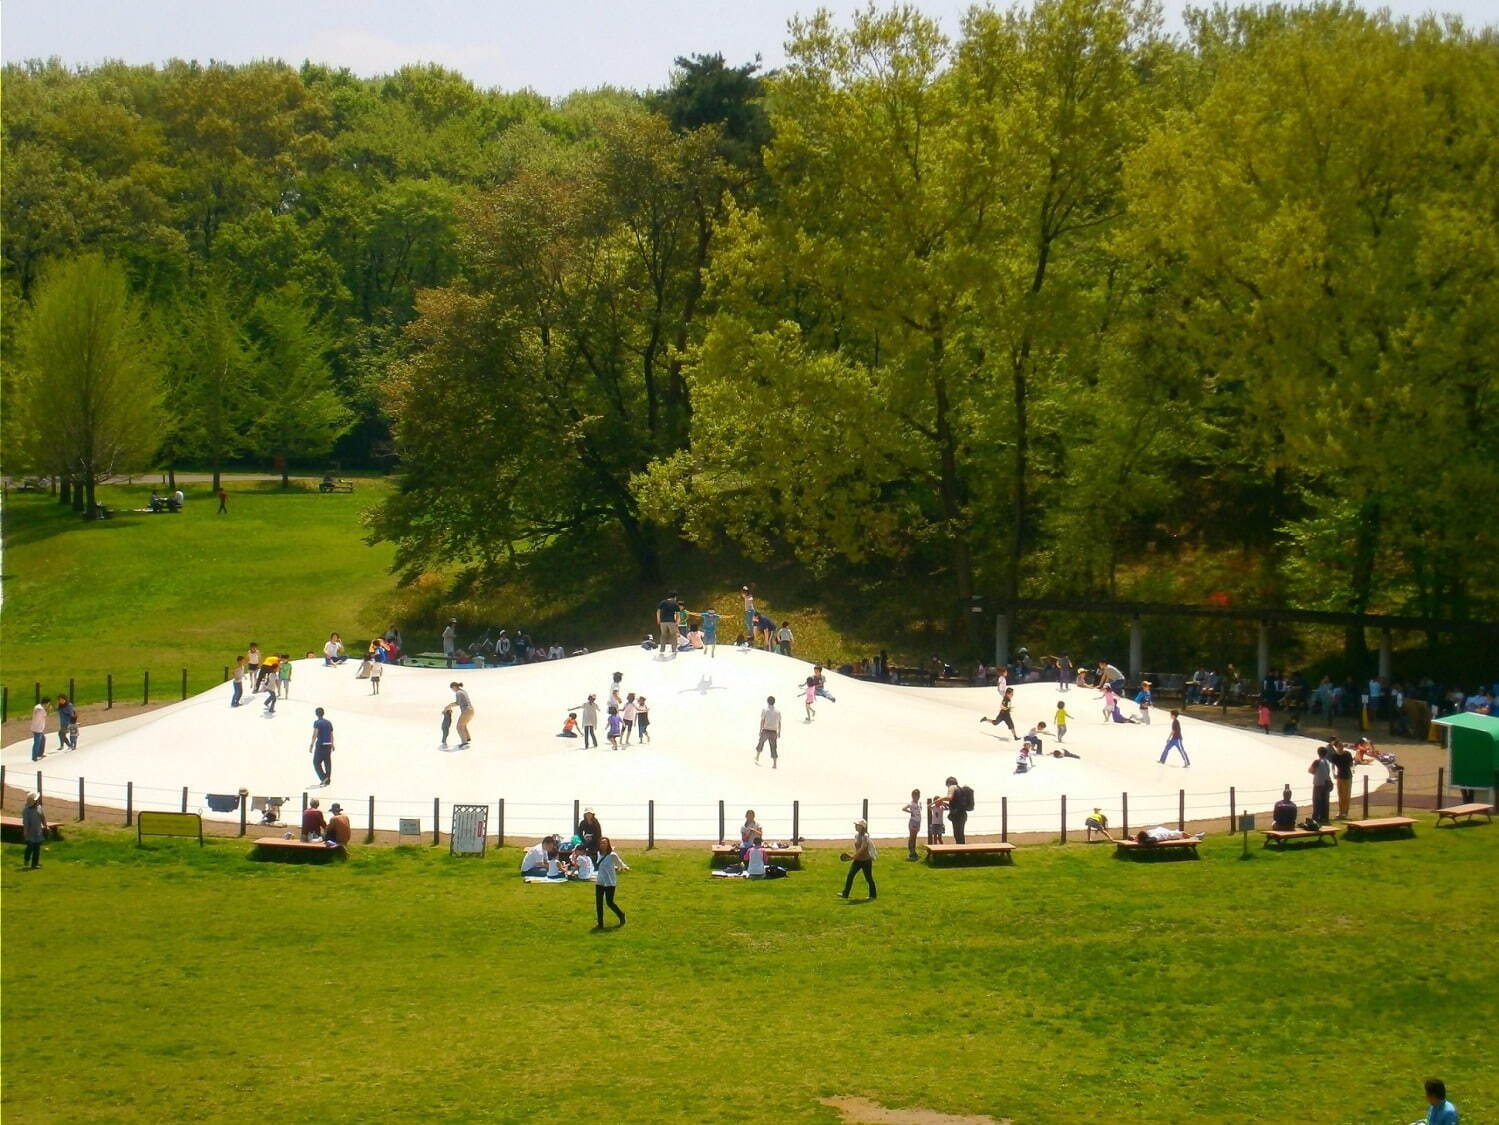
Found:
<box><xmin>14</xmin><ymin>253</ymin><xmax>167</xmax><ymax>514</ymax></box>
<box><xmin>164</xmin><ymin>280</ymin><xmax>257</xmax><ymax>491</ymax></box>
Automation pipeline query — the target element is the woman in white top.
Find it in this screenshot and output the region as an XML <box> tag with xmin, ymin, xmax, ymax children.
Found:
<box><xmin>444</xmin><ymin>682</ymin><xmax>475</xmax><ymax>745</ymax></box>
<box><xmin>593</xmin><ymin>837</ymin><xmax>629</xmax><ymax>929</ymax></box>
<box><xmin>739</xmin><ymin>810</ymin><xmax>762</xmax><ymax>847</ymax></box>
<box><xmin>838</xmin><ymin>819</ymin><xmax>877</xmax><ymax>900</ymax></box>
<box><xmin>324</xmin><ymin>633</ymin><xmax>346</xmax><ymax>665</ymax></box>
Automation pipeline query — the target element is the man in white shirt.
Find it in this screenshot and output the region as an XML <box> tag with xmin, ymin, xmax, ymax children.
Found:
<box><xmin>30</xmin><ymin>698</ymin><xmax>51</xmax><ymax>761</ymax></box>
<box><xmin>755</xmin><ymin>695</ymin><xmax>782</xmax><ymax>769</ymax></box>
<box><xmin>520</xmin><ymin>836</ymin><xmax>555</xmax><ymax>876</ymax></box>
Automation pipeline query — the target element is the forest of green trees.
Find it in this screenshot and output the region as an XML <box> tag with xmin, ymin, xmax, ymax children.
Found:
<box><xmin>3</xmin><ymin>0</ymin><xmax>1496</xmax><ymax>663</ymax></box>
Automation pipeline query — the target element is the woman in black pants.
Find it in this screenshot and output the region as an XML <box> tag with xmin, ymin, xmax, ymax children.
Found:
<box><xmin>593</xmin><ymin>837</ymin><xmax>629</xmax><ymax>929</ymax></box>
<box><xmin>838</xmin><ymin>819</ymin><xmax>877</xmax><ymax>900</ymax></box>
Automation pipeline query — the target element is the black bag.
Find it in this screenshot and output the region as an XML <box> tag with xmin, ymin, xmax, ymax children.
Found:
<box><xmin>1300</xmin><ymin>817</ymin><xmax>1320</xmax><ymax>832</ymax></box>
<box><xmin>957</xmin><ymin>785</ymin><xmax>975</xmax><ymax>812</ymax></box>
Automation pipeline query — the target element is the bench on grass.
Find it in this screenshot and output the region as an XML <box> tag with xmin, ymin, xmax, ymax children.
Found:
<box><xmin>711</xmin><ymin>843</ymin><xmax>802</xmax><ymax>869</ymax></box>
<box><xmin>318</xmin><ymin>477</ymin><xmax>355</xmax><ymax>493</ymax></box>
<box><xmin>1344</xmin><ymin>816</ymin><xmax>1417</xmax><ymax>838</ymax></box>
<box><xmin>1262</xmin><ymin>826</ymin><xmax>1339</xmax><ymax>849</ymax></box>
<box><xmin>1435</xmin><ymin>802</ymin><xmax>1492</xmax><ymax>827</ymax></box>
<box><xmin>253</xmin><ymin>837</ymin><xmax>347</xmax><ymax>863</ymax></box>
<box><xmin>925</xmin><ymin>842</ymin><xmax>1015</xmax><ymax>865</ymax></box>
<box><xmin>1115</xmin><ymin>836</ymin><xmax>1200</xmax><ymax>858</ymax></box>
<box><xmin>137</xmin><ymin>811</ymin><xmax>202</xmax><ymax>846</ymax></box>
<box><xmin>0</xmin><ymin>816</ymin><xmax>62</xmax><ymax>843</ymax></box>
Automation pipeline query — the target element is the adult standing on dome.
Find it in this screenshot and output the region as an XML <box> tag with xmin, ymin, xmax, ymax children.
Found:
<box><xmin>657</xmin><ymin>590</ymin><xmax>681</xmax><ymax>658</ymax></box>
<box><xmin>444</xmin><ymin>682</ymin><xmax>475</xmax><ymax>747</ymax></box>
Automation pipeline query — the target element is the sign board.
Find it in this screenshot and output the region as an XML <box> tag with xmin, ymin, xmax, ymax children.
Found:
<box><xmin>450</xmin><ymin>804</ymin><xmax>489</xmax><ymax>856</ymax></box>
<box><xmin>398</xmin><ymin>817</ymin><xmax>422</xmax><ymax>838</ymax></box>
<box><xmin>1238</xmin><ymin>813</ymin><xmax>1256</xmax><ymax>833</ymax></box>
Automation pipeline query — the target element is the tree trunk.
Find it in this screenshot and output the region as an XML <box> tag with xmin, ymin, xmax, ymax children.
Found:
<box><xmin>167</xmin><ymin>466</ymin><xmax>177</xmax><ymax>490</ymax></box>
<box><xmin>929</xmin><ymin>333</ymin><xmax>979</xmax><ymax>656</ymax></box>
<box><xmin>281</xmin><ymin>463</ymin><xmax>291</xmax><ymax>489</ymax></box>
<box><xmin>84</xmin><ymin>476</ymin><xmax>97</xmax><ymax>517</ymax></box>
<box><xmin>58</xmin><ymin>478</ymin><xmax>72</xmax><ymax>506</ymax></box>
<box><xmin>72</xmin><ymin>478</ymin><xmax>86</xmax><ymax>513</ymax></box>
<box><xmin>212</xmin><ymin>462</ymin><xmax>222</xmax><ymax>493</ymax></box>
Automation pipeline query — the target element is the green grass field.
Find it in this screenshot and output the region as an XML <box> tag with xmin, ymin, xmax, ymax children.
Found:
<box><xmin>0</xmin><ymin>480</ymin><xmax>399</xmax><ymax>705</ymax></box>
<box><xmin>3</xmin><ymin>824</ymin><xmax>1494</xmax><ymax>1123</ymax></box>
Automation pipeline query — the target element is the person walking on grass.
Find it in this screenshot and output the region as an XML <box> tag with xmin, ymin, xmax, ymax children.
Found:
<box><xmin>592</xmin><ymin>837</ymin><xmax>629</xmax><ymax>929</ymax></box>
<box><xmin>309</xmin><ymin>707</ymin><xmax>334</xmax><ymax>786</ymax></box>
<box><xmin>755</xmin><ymin>695</ymin><xmax>782</xmax><ymax>768</ymax></box>
<box><xmin>30</xmin><ymin>697</ymin><xmax>50</xmax><ymax>761</ymax></box>
<box><xmin>21</xmin><ymin>791</ymin><xmax>48</xmax><ymax>869</ymax></box>
<box><xmin>903</xmin><ymin>789</ymin><xmax>923</xmax><ymax>860</ymax></box>
<box><xmin>838</xmin><ymin>819</ymin><xmax>877</xmax><ymax>900</ymax></box>
<box><xmin>1159</xmin><ymin>710</ymin><xmax>1190</xmax><ymax>766</ymax></box>
<box><xmin>217</xmin><ymin>487</ymin><xmax>228</xmax><ymax>514</ymax></box>
<box><xmin>445</xmin><ymin>682</ymin><xmax>474</xmax><ymax>746</ymax></box>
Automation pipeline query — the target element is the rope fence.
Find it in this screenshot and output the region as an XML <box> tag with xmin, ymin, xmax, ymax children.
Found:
<box><xmin>2</xmin><ymin>764</ymin><xmax>1478</xmax><ymax>848</ymax></box>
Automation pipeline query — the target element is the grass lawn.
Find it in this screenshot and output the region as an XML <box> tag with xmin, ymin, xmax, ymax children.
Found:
<box><xmin>3</xmin><ymin>824</ymin><xmax>1494</xmax><ymax>1123</ymax></box>
<box><xmin>0</xmin><ymin>480</ymin><xmax>398</xmax><ymax>705</ymax></box>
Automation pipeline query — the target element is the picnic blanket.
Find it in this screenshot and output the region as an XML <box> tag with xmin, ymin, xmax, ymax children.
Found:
<box><xmin>523</xmin><ymin>875</ymin><xmax>594</xmax><ymax>884</ymax></box>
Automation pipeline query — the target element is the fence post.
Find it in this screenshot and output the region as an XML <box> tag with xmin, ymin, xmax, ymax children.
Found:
<box><xmin>181</xmin><ymin>668</ymin><xmax>188</xmax><ymax>700</ymax></box>
<box><xmin>143</xmin><ymin>670</ymin><xmax>150</xmax><ymax>705</ymax></box>
<box><xmin>78</xmin><ymin>777</ymin><xmax>85</xmax><ymax>820</ymax></box>
<box><xmin>718</xmin><ymin>799</ymin><xmax>725</xmax><ymax>843</ymax></box>
<box><xmin>181</xmin><ymin>786</ymin><xmax>188</xmax><ymax>814</ymax></box>
<box><xmin>573</xmin><ymin>799</ymin><xmax>580</xmax><ymax>830</ymax></box>
<box><xmin>1</xmin><ymin>685</ymin><xmax>6</xmax><ymax>725</ymax></box>
<box><xmin>223</xmin><ymin>665</ymin><xmax>230</xmax><ymax>683</ymax></box>
<box><xmin>497</xmin><ymin>798</ymin><xmax>505</xmax><ymax>848</ymax></box>
<box><xmin>1001</xmin><ymin>796</ymin><xmax>1008</xmax><ymax>843</ymax></box>
<box><xmin>792</xmin><ymin>800</ymin><xmax>800</xmax><ymax>843</ymax></box>
<box><xmin>1396</xmin><ymin>769</ymin><xmax>1404</xmax><ymax>814</ymax></box>
<box><xmin>0</xmin><ymin>764</ymin><xmax>6</xmax><ymax>801</ymax></box>
<box><xmin>862</xmin><ymin>797</ymin><xmax>869</xmax><ymax>824</ymax></box>
<box><xmin>433</xmin><ymin>798</ymin><xmax>440</xmax><ymax>846</ymax></box>
<box><xmin>107</xmin><ymin>674</ymin><xmax>113</xmax><ymax>709</ymax></box>
<box><xmin>367</xmin><ymin>796</ymin><xmax>375</xmax><ymax>843</ymax></box>
<box><xmin>126</xmin><ymin>781</ymin><xmax>133</xmax><ymax>826</ymax></box>
<box><xmin>1229</xmin><ymin>786</ymin><xmax>1236</xmax><ymax>833</ymax></box>
<box><xmin>36</xmin><ymin>770</ymin><xmax>42</xmax><ymax>797</ymax></box>
<box><xmin>1362</xmin><ymin>775</ymin><xmax>1370</xmax><ymax>818</ymax></box>
<box><xmin>1437</xmin><ymin>766</ymin><xmax>1445</xmax><ymax>807</ymax></box>
<box><xmin>648</xmin><ymin>800</ymin><xmax>655</xmax><ymax>850</ymax></box>
<box><xmin>1122</xmin><ymin>791</ymin><xmax>1129</xmax><ymax>838</ymax></box>
<box><xmin>1178</xmin><ymin>789</ymin><xmax>1186</xmax><ymax>831</ymax></box>
<box><xmin>34</xmin><ymin>682</ymin><xmax>40</xmax><ymax>705</ymax></box>
<box><xmin>302</xmin><ymin>792</ymin><xmax>309</xmax><ymax>814</ymax></box>
<box><xmin>239</xmin><ymin>797</ymin><xmax>248</xmax><ymax>836</ymax></box>
<box><xmin>1060</xmin><ymin>794</ymin><xmax>1067</xmax><ymax>844</ymax></box>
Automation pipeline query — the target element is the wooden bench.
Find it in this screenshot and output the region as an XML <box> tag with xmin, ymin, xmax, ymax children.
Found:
<box><xmin>253</xmin><ymin>837</ymin><xmax>348</xmax><ymax>863</ymax></box>
<box><xmin>1262</xmin><ymin>826</ymin><xmax>1339</xmax><ymax>849</ymax></box>
<box><xmin>318</xmin><ymin>478</ymin><xmax>355</xmax><ymax>493</ymax></box>
<box><xmin>711</xmin><ymin>843</ymin><xmax>803</xmax><ymax>869</ymax></box>
<box><xmin>1344</xmin><ymin>816</ymin><xmax>1417</xmax><ymax>839</ymax></box>
<box><xmin>0</xmin><ymin>816</ymin><xmax>63</xmax><ymax>843</ymax></box>
<box><xmin>925</xmin><ymin>842</ymin><xmax>1016</xmax><ymax>865</ymax></box>
<box><xmin>1435</xmin><ymin>802</ymin><xmax>1492</xmax><ymax>827</ymax></box>
<box><xmin>137</xmin><ymin>811</ymin><xmax>202</xmax><ymax>846</ymax></box>
<box><xmin>1115</xmin><ymin>836</ymin><xmax>1201</xmax><ymax>858</ymax></box>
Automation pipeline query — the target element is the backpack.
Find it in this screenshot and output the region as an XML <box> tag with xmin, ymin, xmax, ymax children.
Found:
<box><xmin>957</xmin><ymin>785</ymin><xmax>975</xmax><ymax>812</ymax></box>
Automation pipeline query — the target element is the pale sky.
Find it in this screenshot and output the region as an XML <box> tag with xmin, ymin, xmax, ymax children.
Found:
<box><xmin>3</xmin><ymin>0</ymin><xmax>1492</xmax><ymax>97</ymax></box>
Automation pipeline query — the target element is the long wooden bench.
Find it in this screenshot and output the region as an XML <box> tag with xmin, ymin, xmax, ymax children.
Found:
<box><xmin>711</xmin><ymin>843</ymin><xmax>802</xmax><ymax>869</ymax></box>
<box><xmin>253</xmin><ymin>837</ymin><xmax>347</xmax><ymax>863</ymax></box>
<box><xmin>137</xmin><ymin>811</ymin><xmax>202</xmax><ymax>846</ymax></box>
<box><xmin>0</xmin><ymin>816</ymin><xmax>62</xmax><ymax>843</ymax></box>
<box><xmin>925</xmin><ymin>842</ymin><xmax>1016</xmax><ymax>865</ymax></box>
<box><xmin>1115</xmin><ymin>836</ymin><xmax>1201</xmax><ymax>858</ymax></box>
<box><xmin>1435</xmin><ymin>802</ymin><xmax>1492</xmax><ymax>827</ymax></box>
<box><xmin>1344</xmin><ymin>816</ymin><xmax>1417</xmax><ymax>838</ymax></box>
<box><xmin>1263</xmin><ymin>827</ymin><xmax>1339</xmax><ymax>849</ymax></box>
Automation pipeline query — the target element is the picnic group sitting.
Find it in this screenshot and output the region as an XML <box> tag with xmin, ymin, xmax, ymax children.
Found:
<box><xmin>300</xmin><ymin>799</ymin><xmax>351</xmax><ymax>847</ymax></box>
<box><xmin>520</xmin><ymin>810</ymin><xmax>606</xmax><ymax>881</ymax></box>
<box><xmin>715</xmin><ymin>810</ymin><xmax>790</xmax><ymax>879</ymax></box>
<box><xmin>147</xmin><ymin>488</ymin><xmax>184</xmax><ymax>513</ymax></box>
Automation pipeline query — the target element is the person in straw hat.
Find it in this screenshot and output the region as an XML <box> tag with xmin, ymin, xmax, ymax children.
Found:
<box><xmin>837</xmin><ymin>818</ymin><xmax>877</xmax><ymax>901</ymax></box>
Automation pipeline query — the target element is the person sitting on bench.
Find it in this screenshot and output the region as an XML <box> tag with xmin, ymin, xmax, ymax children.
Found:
<box><xmin>302</xmin><ymin>799</ymin><xmax>326</xmax><ymax>842</ymax></box>
<box><xmin>325</xmin><ymin>803</ymin><xmax>351</xmax><ymax>846</ymax></box>
<box><xmin>1135</xmin><ymin>826</ymin><xmax>1204</xmax><ymax>845</ymax></box>
<box><xmin>1272</xmin><ymin>785</ymin><xmax>1298</xmax><ymax>831</ymax></box>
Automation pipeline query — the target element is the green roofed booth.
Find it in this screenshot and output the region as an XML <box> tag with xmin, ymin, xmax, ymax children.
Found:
<box><xmin>1432</xmin><ymin>712</ymin><xmax>1499</xmax><ymax>799</ymax></box>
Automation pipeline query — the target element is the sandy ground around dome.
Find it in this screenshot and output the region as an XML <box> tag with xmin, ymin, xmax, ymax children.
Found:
<box><xmin>2</xmin><ymin>645</ymin><xmax>1389</xmax><ymax>840</ymax></box>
